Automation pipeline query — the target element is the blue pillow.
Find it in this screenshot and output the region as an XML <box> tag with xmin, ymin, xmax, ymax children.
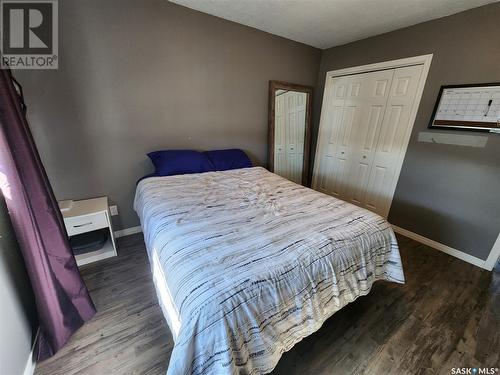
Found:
<box><xmin>204</xmin><ymin>149</ymin><xmax>252</xmax><ymax>171</ymax></box>
<box><xmin>147</xmin><ymin>150</ymin><xmax>214</xmax><ymax>176</ymax></box>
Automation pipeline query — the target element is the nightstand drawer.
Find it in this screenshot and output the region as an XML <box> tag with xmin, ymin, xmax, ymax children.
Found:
<box><xmin>65</xmin><ymin>212</ymin><xmax>108</xmax><ymax>236</ymax></box>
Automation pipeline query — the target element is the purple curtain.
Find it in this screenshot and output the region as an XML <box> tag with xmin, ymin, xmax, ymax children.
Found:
<box><xmin>0</xmin><ymin>68</ymin><xmax>96</xmax><ymax>360</ymax></box>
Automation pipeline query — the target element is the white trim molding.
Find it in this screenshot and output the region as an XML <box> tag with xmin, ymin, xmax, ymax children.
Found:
<box><xmin>312</xmin><ymin>54</ymin><xmax>433</xmax><ymax>218</ymax></box>
<box><xmin>114</xmin><ymin>225</ymin><xmax>142</xmax><ymax>238</ymax></box>
<box><xmin>484</xmin><ymin>232</ymin><xmax>500</xmax><ymax>271</ymax></box>
<box><xmin>324</xmin><ymin>54</ymin><xmax>433</xmax><ymax>78</ymax></box>
<box><xmin>392</xmin><ymin>225</ymin><xmax>493</xmax><ymax>271</ymax></box>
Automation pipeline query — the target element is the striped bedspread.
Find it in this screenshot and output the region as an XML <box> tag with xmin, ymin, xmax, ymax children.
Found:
<box><xmin>134</xmin><ymin>167</ymin><xmax>404</xmax><ymax>375</ymax></box>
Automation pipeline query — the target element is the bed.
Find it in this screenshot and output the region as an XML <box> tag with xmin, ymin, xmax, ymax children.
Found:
<box><xmin>134</xmin><ymin>166</ymin><xmax>404</xmax><ymax>375</ymax></box>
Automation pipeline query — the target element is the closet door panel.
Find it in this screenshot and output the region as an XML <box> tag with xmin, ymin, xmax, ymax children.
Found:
<box><xmin>350</xmin><ymin>161</ymin><xmax>371</xmax><ymax>204</ymax></box>
<box><xmin>313</xmin><ymin>76</ymin><xmax>348</xmax><ymax>194</ymax></box>
<box><xmin>281</xmin><ymin>91</ymin><xmax>307</xmax><ymax>184</ymax></box>
<box><xmin>378</xmin><ymin>105</ymin><xmax>403</xmax><ymax>154</ymax></box>
<box><xmin>274</xmin><ymin>151</ymin><xmax>286</xmax><ymax>177</ymax></box>
<box><xmin>344</xmin><ymin>69</ymin><xmax>394</xmax><ymax>206</ymax></box>
<box><xmin>285</xmin><ymin>92</ymin><xmax>297</xmax><ymax>180</ymax></box>
<box><xmin>329</xmin><ymin>157</ymin><xmax>350</xmax><ymax>198</ymax></box>
<box><xmin>316</xmin><ymin>155</ymin><xmax>334</xmax><ymax>193</ymax></box>
<box><xmin>290</xmin><ymin>152</ymin><xmax>301</xmax><ymax>184</ymax></box>
<box><xmin>295</xmin><ymin>92</ymin><xmax>307</xmax><ymax>183</ymax></box>
<box><xmin>356</xmin><ymin>71</ymin><xmax>393</xmax><ymax>148</ymax></box>
<box><xmin>314</xmin><ymin>64</ymin><xmax>424</xmax><ymax>217</ymax></box>
<box><xmin>348</xmin><ymin>103</ymin><xmax>386</xmax><ymax>204</ymax></box>
<box><xmin>365</xmin><ymin>65</ymin><xmax>423</xmax><ymax>216</ymax></box>
<box><xmin>331</xmin><ymin>103</ymin><xmax>360</xmax><ymax>198</ymax></box>
<box><xmin>274</xmin><ymin>94</ymin><xmax>286</xmax><ymax>176</ymax></box>
<box><xmin>362</xmin><ymin>105</ymin><xmax>384</xmax><ymax>151</ymax></box>
<box><xmin>365</xmin><ymin>165</ymin><xmax>389</xmax><ymax>211</ymax></box>
<box><xmin>297</xmin><ymin>92</ymin><xmax>307</xmax><ymax>150</ymax></box>
<box><xmin>336</xmin><ymin>104</ymin><xmax>356</xmax><ymax>155</ymax></box>
<box><xmin>326</xmin><ymin>115</ymin><xmax>353</xmax><ymax>201</ymax></box>
<box><xmin>316</xmin><ymin>104</ymin><xmax>345</xmax><ymax>196</ymax></box>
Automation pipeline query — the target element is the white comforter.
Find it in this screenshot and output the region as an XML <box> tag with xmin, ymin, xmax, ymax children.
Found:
<box><xmin>134</xmin><ymin>167</ymin><xmax>404</xmax><ymax>375</ymax></box>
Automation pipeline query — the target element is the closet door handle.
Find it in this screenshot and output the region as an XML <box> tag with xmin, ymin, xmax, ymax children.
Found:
<box><xmin>362</xmin><ymin>155</ymin><xmax>367</xmax><ymax>159</ymax></box>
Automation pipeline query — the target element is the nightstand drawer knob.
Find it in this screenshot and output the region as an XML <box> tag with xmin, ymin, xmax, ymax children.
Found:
<box><xmin>73</xmin><ymin>222</ymin><xmax>92</xmax><ymax>228</ymax></box>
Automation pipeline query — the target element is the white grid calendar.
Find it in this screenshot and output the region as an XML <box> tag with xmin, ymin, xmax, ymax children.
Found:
<box><xmin>434</xmin><ymin>85</ymin><xmax>500</xmax><ymax>127</ymax></box>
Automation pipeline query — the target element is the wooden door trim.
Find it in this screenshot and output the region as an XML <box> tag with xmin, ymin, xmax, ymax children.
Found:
<box><xmin>312</xmin><ymin>54</ymin><xmax>433</xmax><ymax>217</ymax></box>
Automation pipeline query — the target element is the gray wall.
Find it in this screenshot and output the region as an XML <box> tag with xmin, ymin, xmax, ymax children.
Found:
<box><xmin>15</xmin><ymin>0</ymin><xmax>498</xmax><ymax>261</ymax></box>
<box><xmin>314</xmin><ymin>3</ymin><xmax>500</xmax><ymax>261</ymax></box>
<box><xmin>16</xmin><ymin>0</ymin><xmax>320</xmax><ymax>230</ymax></box>
<box><xmin>0</xmin><ymin>194</ymin><xmax>38</xmax><ymax>375</ymax></box>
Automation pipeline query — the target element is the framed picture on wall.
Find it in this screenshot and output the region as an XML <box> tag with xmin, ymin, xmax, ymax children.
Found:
<box><xmin>429</xmin><ymin>83</ymin><xmax>500</xmax><ymax>132</ymax></box>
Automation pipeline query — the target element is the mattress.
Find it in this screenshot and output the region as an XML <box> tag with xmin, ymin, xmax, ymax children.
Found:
<box><xmin>133</xmin><ymin>166</ymin><xmax>404</xmax><ymax>375</ymax></box>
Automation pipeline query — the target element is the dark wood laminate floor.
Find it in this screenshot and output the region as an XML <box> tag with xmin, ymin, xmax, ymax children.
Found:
<box><xmin>35</xmin><ymin>233</ymin><xmax>499</xmax><ymax>375</ymax></box>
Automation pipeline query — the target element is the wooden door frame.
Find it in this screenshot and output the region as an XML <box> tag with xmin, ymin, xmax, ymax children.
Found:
<box><xmin>312</xmin><ymin>54</ymin><xmax>433</xmax><ymax>217</ymax></box>
<box><xmin>268</xmin><ymin>80</ymin><xmax>314</xmax><ymax>186</ymax></box>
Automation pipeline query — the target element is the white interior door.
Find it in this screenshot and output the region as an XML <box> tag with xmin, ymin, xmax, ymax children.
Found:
<box><xmin>314</xmin><ymin>70</ymin><xmax>393</xmax><ymax>199</ymax></box>
<box><xmin>343</xmin><ymin>69</ymin><xmax>395</xmax><ymax>206</ymax></box>
<box><xmin>364</xmin><ymin>65</ymin><xmax>423</xmax><ymax>216</ymax></box>
<box><xmin>313</xmin><ymin>75</ymin><xmax>350</xmax><ymax>199</ymax></box>
<box><xmin>313</xmin><ymin>64</ymin><xmax>423</xmax><ymax>217</ymax></box>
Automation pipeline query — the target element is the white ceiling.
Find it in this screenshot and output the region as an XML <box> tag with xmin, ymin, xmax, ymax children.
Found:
<box><xmin>170</xmin><ymin>0</ymin><xmax>498</xmax><ymax>49</ymax></box>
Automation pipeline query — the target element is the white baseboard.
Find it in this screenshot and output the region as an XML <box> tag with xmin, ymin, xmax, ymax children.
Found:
<box><xmin>484</xmin><ymin>232</ymin><xmax>500</xmax><ymax>271</ymax></box>
<box><xmin>392</xmin><ymin>225</ymin><xmax>490</xmax><ymax>270</ymax></box>
<box><xmin>23</xmin><ymin>328</ymin><xmax>39</xmax><ymax>375</ymax></box>
<box><xmin>114</xmin><ymin>225</ymin><xmax>142</xmax><ymax>238</ymax></box>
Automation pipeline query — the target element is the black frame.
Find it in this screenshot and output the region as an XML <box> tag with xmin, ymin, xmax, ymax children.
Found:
<box><xmin>428</xmin><ymin>82</ymin><xmax>500</xmax><ymax>132</ymax></box>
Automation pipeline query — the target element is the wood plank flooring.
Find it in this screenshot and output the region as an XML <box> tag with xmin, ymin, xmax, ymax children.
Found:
<box><xmin>35</xmin><ymin>233</ymin><xmax>499</xmax><ymax>375</ymax></box>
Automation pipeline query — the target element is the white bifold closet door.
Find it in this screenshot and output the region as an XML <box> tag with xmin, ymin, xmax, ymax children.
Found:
<box><xmin>274</xmin><ymin>91</ymin><xmax>307</xmax><ymax>184</ymax></box>
<box><xmin>313</xmin><ymin>65</ymin><xmax>423</xmax><ymax>217</ymax></box>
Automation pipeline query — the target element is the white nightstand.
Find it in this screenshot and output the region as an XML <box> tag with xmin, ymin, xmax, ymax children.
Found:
<box><xmin>59</xmin><ymin>197</ymin><xmax>117</xmax><ymax>266</ymax></box>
